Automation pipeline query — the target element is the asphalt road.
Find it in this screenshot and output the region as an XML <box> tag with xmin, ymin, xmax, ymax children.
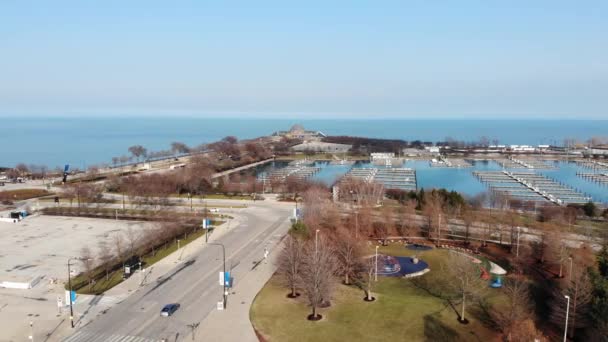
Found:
<box><xmin>62</xmin><ymin>202</ymin><xmax>292</xmax><ymax>342</ymax></box>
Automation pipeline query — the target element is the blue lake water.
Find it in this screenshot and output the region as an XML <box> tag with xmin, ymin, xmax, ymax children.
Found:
<box><xmin>1</xmin><ymin>116</ymin><xmax>607</xmax><ymax>168</ymax></box>
<box><xmin>268</xmin><ymin>160</ymin><xmax>608</xmax><ymax>203</ymax></box>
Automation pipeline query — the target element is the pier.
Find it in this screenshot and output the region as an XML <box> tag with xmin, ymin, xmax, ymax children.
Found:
<box><xmin>495</xmin><ymin>157</ymin><xmax>555</xmax><ymax>169</ymax></box>
<box><xmin>577</xmin><ymin>172</ymin><xmax>608</xmax><ymax>186</ymax></box>
<box><xmin>342</xmin><ymin>167</ymin><xmax>417</xmax><ymax>191</ymax></box>
<box><xmin>429</xmin><ymin>157</ymin><xmax>472</xmax><ymax>168</ymax></box>
<box><xmin>473</xmin><ymin>171</ymin><xmax>591</xmax><ymax>205</ymax></box>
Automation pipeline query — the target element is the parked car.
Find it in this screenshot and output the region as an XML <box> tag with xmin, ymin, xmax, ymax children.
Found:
<box><xmin>209</xmin><ymin>208</ymin><xmax>220</xmax><ymax>213</ymax></box>
<box><xmin>160</xmin><ymin>303</ymin><xmax>180</xmax><ymax>317</ymax></box>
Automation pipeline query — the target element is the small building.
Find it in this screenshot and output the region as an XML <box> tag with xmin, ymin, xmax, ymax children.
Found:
<box><xmin>291</xmin><ymin>142</ymin><xmax>352</xmax><ymax>153</ymax></box>
<box><xmin>370</xmin><ymin>152</ymin><xmax>395</xmax><ymax>161</ymax></box>
<box><xmin>272</xmin><ymin>124</ymin><xmax>326</xmax><ymax>142</ymax></box>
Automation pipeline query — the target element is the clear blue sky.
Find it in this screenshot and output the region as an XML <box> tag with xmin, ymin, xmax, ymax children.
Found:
<box><xmin>1</xmin><ymin>1</ymin><xmax>606</xmax><ymax>119</ymax></box>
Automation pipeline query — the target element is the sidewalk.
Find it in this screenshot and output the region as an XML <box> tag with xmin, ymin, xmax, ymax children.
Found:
<box><xmin>188</xmin><ymin>247</ymin><xmax>281</xmax><ymax>342</ymax></box>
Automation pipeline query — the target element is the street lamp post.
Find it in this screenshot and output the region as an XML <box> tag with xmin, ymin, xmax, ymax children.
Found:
<box><xmin>568</xmin><ymin>257</ymin><xmax>573</xmax><ymax>283</ymax></box>
<box><xmin>516</xmin><ymin>226</ymin><xmax>521</xmax><ymax>258</ymax></box>
<box><xmin>209</xmin><ymin>243</ymin><xmax>227</xmax><ymax>309</ymax></box>
<box><xmin>29</xmin><ymin>321</ymin><xmax>33</xmax><ymax>342</ymax></box>
<box><xmin>375</xmin><ymin>246</ymin><xmax>379</xmax><ymax>282</ymax></box>
<box><xmin>67</xmin><ymin>258</ymin><xmax>75</xmax><ymax>328</ymax></box>
<box><xmin>563</xmin><ymin>295</ymin><xmax>570</xmax><ymax>342</ymax></box>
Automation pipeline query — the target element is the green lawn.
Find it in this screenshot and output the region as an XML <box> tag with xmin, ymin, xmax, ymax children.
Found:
<box><xmin>251</xmin><ymin>246</ymin><xmax>507</xmax><ymax>342</ymax></box>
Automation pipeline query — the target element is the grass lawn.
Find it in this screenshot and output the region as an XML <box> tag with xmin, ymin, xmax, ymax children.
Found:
<box><xmin>251</xmin><ymin>245</ymin><xmax>507</xmax><ymax>342</ymax></box>
<box><xmin>0</xmin><ymin>189</ymin><xmax>53</xmax><ymax>201</ymax></box>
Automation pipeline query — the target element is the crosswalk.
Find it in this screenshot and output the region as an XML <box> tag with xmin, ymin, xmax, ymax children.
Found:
<box><xmin>63</xmin><ymin>330</ymin><xmax>162</xmax><ymax>342</ymax></box>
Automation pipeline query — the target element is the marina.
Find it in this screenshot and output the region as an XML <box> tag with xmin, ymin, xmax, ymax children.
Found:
<box><xmin>473</xmin><ymin>170</ymin><xmax>591</xmax><ymax>205</ymax></box>
<box><xmin>253</xmin><ymin>159</ymin><xmax>608</xmax><ymax>204</ymax></box>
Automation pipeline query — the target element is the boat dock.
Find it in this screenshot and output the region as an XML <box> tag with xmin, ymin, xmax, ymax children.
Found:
<box><xmin>577</xmin><ymin>172</ymin><xmax>608</xmax><ymax>186</ymax></box>
<box><xmin>429</xmin><ymin>157</ymin><xmax>472</xmax><ymax>168</ymax></box>
<box><xmin>262</xmin><ymin>165</ymin><xmax>320</xmax><ymax>182</ymax></box>
<box><xmin>343</xmin><ymin>167</ymin><xmax>417</xmax><ymax>191</ymax></box>
<box><xmin>473</xmin><ymin>171</ymin><xmax>591</xmax><ymax>205</ymax></box>
<box><xmin>496</xmin><ymin>157</ymin><xmax>555</xmax><ymax>169</ymax></box>
<box><xmin>577</xmin><ymin>160</ymin><xmax>608</xmax><ymax>171</ymax></box>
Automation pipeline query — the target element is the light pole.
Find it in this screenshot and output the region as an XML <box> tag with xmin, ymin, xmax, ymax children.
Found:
<box><xmin>67</xmin><ymin>257</ymin><xmax>76</xmax><ymax>328</ymax></box>
<box><xmin>563</xmin><ymin>295</ymin><xmax>570</xmax><ymax>342</ymax></box>
<box><xmin>209</xmin><ymin>243</ymin><xmax>227</xmax><ymax>309</ymax></box>
<box><xmin>355</xmin><ymin>210</ymin><xmax>359</xmax><ymax>239</ymax></box>
<box><xmin>568</xmin><ymin>257</ymin><xmax>573</xmax><ymax>283</ymax></box>
<box><xmin>29</xmin><ymin>321</ymin><xmax>33</xmax><ymax>342</ymax></box>
<box><xmin>516</xmin><ymin>226</ymin><xmax>521</xmax><ymax>258</ymax></box>
<box><xmin>375</xmin><ymin>246</ymin><xmax>379</xmax><ymax>282</ymax></box>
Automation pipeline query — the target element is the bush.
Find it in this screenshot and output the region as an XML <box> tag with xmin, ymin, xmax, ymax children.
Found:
<box><xmin>289</xmin><ymin>221</ymin><xmax>309</xmax><ymax>239</ymax></box>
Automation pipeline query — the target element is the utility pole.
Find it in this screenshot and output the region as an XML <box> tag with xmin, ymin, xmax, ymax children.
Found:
<box><xmin>209</xmin><ymin>243</ymin><xmax>227</xmax><ymax>309</ymax></box>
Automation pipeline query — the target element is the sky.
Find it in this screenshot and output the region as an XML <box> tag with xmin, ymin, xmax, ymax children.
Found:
<box><xmin>1</xmin><ymin>1</ymin><xmax>607</xmax><ymax>119</ymax></box>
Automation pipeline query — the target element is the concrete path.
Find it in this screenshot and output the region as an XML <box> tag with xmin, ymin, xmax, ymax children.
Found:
<box><xmin>186</xmin><ymin>236</ymin><xmax>282</xmax><ymax>342</ymax></box>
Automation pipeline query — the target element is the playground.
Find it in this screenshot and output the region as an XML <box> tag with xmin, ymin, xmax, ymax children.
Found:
<box><xmin>251</xmin><ymin>245</ymin><xmax>510</xmax><ymax>342</ymax></box>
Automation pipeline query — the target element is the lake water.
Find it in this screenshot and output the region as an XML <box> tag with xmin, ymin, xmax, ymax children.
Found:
<box><xmin>1</xmin><ymin>116</ymin><xmax>607</xmax><ymax>168</ymax></box>
<box><xmin>258</xmin><ymin>160</ymin><xmax>608</xmax><ymax>204</ymax></box>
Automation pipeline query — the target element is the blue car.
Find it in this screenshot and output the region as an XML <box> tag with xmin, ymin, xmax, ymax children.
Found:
<box><xmin>160</xmin><ymin>303</ymin><xmax>180</xmax><ymax>317</ymax></box>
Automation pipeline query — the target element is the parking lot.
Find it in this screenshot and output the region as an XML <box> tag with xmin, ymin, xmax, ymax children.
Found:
<box><xmin>0</xmin><ymin>215</ymin><xmax>153</xmax><ymax>341</ymax></box>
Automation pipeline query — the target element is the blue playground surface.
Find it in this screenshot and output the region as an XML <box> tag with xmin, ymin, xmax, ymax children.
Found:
<box><xmin>376</xmin><ymin>255</ymin><xmax>429</xmax><ymax>277</ymax></box>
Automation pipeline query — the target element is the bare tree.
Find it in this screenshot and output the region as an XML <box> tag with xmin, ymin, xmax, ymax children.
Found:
<box><xmin>546</xmin><ymin>233</ymin><xmax>570</xmax><ymax>277</ymax></box>
<box><xmin>361</xmin><ymin>256</ymin><xmax>376</xmax><ymax>302</ymax></box>
<box><xmin>125</xmin><ymin>227</ymin><xmax>140</xmax><ymax>259</ymax></box>
<box><xmin>423</xmin><ymin>191</ymin><xmax>444</xmax><ymax>245</ymax></box>
<box><xmin>552</xmin><ymin>263</ymin><xmax>594</xmax><ymax>339</ymax></box>
<box><xmin>509</xmin><ymin>319</ymin><xmax>548</xmax><ymax>342</ymax></box>
<box><xmin>444</xmin><ymin>251</ymin><xmax>487</xmax><ymax>323</ymax></box>
<box><xmin>493</xmin><ymin>277</ymin><xmax>532</xmax><ymax>340</ymax></box>
<box><xmin>278</xmin><ymin>235</ymin><xmax>305</xmax><ymax>298</ymax></box>
<box><xmin>97</xmin><ymin>241</ymin><xmax>114</xmax><ymax>281</ymax></box>
<box><xmin>80</xmin><ymin>246</ymin><xmax>95</xmax><ymax>290</ymax></box>
<box><xmin>339</xmin><ymin>177</ymin><xmax>384</xmax><ymax>207</ymax></box>
<box><xmin>128</xmin><ymin>145</ymin><xmax>147</xmax><ymax>163</ymax></box>
<box><xmin>113</xmin><ymin>233</ymin><xmax>126</xmax><ymax>269</ymax></box>
<box><xmin>300</xmin><ymin>237</ymin><xmax>337</xmax><ymax>320</ymax></box>
<box><xmin>333</xmin><ymin>228</ymin><xmax>364</xmax><ymax>285</ymax></box>
<box><xmin>170</xmin><ymin>141</ymin><xmax>190</xmax><ymax>157</ymax></box>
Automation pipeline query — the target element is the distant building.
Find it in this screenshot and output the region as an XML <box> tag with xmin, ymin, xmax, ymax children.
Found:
<box><xmin>272</xmin><ymin>124</ymin><xmax>326</xmax><ymax>141</ymax></box>
<box><xmin>291</xmin><ymin>142</ymin><xmax>352</xmax><ymax>153</ymax></box>
<box><xmin>584</xmin><ymin>147</ymin><xmax>608</xmax><ymax>156</ymax></box>
<box><xmin>426</xmin><ymin>146</ymin><xmax>440</xmax><ymax>154</ymax></box>
<box><xmin>370</xmin><ymin>152</ymin><xmax>395</xmax><ymax>161</ymax></box>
